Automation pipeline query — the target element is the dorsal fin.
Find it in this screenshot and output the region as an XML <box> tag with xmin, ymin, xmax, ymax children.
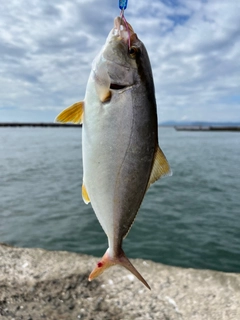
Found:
<box><xmin>55</xmin><ymin>101</ymin><xmax>84</xmax><ymax>124</ymax></box>
<box><xmin>148</xmin><ymin>146</ymin><xmax>172</xmax><ymax>187</ymax></box>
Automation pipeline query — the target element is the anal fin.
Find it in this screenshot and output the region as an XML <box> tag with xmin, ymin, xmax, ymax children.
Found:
<box><xmin>55</xmin><ymin>101</ymin><xmax>84</xmax><ymax>124</ymax></box>
<box><xmin>82</xmin><ymin>183</ymin><xmax>90</xmax><ymax>204</ymax></box>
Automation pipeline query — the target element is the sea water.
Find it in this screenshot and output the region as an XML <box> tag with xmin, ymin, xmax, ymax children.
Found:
<box><xmin>0</xmin><ymin>127</ymin><xmax>239</xmax><ymax>272</ymax></box>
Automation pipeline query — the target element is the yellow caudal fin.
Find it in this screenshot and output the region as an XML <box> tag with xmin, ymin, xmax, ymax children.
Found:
<box><xmin>82</xmin><ymin>183</ymin><xmax>90</xmax><ymax>204</ymax></box>
<box><xmin>89</xmin><ymin>248</ymin><xmax>151</xmax><ymax>290</ymax></box>
<box><xmin>148</xmin><ymin>146</ymin><xmax>172</xmax><ymax>187</ymax></box>
<box><xmin>55</xmin><ymin>101</ymin><xmax>84</xmax><ymax>124</ymax></box>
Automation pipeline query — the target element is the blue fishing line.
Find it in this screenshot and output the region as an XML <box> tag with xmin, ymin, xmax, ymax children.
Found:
<box><xmin>119</xmin><ymin>0</ymin><xmax>128</xmax><ymax>10</ymax></box>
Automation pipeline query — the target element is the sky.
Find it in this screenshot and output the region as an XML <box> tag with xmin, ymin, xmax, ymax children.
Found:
<box><xmin>1</xmin><ymin>0</ymin><xmax>240</xmax><ymax>123</ymax></box>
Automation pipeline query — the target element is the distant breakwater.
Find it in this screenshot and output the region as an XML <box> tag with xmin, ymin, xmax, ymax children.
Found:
<box><xmin>174</xmin><ymin>126</ymin><xmax>240</xmax><ymax>132</ymax></box>
<box><xmin>0</xmin><ymin>123</ymin><xmax>82</xmax><ymax>127</ymax></box>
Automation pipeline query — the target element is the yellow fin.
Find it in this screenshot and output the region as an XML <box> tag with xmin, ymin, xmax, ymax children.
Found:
<box><xmin>82</xmin><ymin>183</ymin><xmax>90</xmax><ymax>204</ymax></box>
<box><xmin>93</xmin><ymin>63</ymin><xmax>111</xmax><ymax>103</ymax></box>
<box><xmin>99</xmin><ymin>89</ymin><xmax>111</xmax><ymax>103</ymax></box>
<box><xmin>55</xmin><ymin>101</ymin><xmax>84</xmax><ymax>124</ymax></box>
<box><xmin>148</xmin><ymin>146</ymin><xmax>172</xmax><ymax>187</ymax></box>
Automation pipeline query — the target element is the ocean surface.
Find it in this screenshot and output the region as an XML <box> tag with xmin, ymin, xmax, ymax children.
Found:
<box><xmin>0</xmin><ymin>127</ymin><xmax>239</xmax><ymax>272</ymax></box>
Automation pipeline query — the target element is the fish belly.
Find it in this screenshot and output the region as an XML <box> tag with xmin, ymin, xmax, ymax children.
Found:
<box><xmin>82</xmin><ymin>84</ymin><xmax>156</xmax><ymax>249</ymax></box>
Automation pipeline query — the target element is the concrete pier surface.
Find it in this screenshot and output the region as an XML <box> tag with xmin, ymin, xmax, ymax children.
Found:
<box><xmin>0</xmin><ymin>243</ymin><xmax>239</xmax><ymax>320</ymax></box>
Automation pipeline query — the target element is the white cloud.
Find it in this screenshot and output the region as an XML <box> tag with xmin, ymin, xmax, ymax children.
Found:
<box><xmin>0</xmin><ymin>0</ymin><xmax>239</xmax><ymax>122</ymax></box>
<box><xmin>151</xmin><ymin>0</ymin><xmax>240</xmax><ymax>122</ymax></box>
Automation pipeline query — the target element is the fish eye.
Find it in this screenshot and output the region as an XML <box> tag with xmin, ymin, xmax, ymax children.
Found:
<box><xmin>128</xmin><ymin>46</ymin><xmax>139</xmax><ymax>59</ymax></box>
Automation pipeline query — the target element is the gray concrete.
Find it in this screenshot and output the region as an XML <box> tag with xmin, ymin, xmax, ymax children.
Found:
<box><xmin>0</xmin><ymin>243</ymin><xmax>239</xmax><ymax>320</ymax></box>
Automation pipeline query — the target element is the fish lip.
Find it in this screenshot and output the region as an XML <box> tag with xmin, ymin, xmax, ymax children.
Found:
<box><xmin>114</xmin><ymin>16</ymin><xmax>134</xmax><ymax>34</ymax></box>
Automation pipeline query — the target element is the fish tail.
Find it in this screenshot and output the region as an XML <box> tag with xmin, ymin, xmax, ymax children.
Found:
<box><xmin>88</xmin><ymin>248</ymin><xmax>151</xmax><ymax>290</ymax></box>
<box><xmin>117</xmin><ymin>248</ymin><xmax>151</xmax><ymax>290</ymax></box>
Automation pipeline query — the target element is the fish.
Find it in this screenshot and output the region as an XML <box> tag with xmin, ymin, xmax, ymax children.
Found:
<box><xmin>55</xmin><ymin>16</ymin><xmax>171</xmax><ymax>290</ymax></box>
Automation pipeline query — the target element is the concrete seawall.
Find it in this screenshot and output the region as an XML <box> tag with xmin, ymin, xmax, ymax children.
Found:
<box><xmin>0</xmin><ymin>243</ymin><xmax>239</xmax><ymax>319</ymax></box>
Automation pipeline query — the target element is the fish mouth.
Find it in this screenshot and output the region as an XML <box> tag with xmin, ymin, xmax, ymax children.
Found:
<box><xmin>110</xmin><ymin>83</ymin><xmax>128</xmax><ymax>90</ymax></box>
<box><xmin>114</xmin><ymin>17</ymin><xmax>134</xmax><ymax>34</ymax></box>
<box><xmin>113</xmin><ymin>16</ymin><xmax>137</xmax><ymax>44</ymax></box>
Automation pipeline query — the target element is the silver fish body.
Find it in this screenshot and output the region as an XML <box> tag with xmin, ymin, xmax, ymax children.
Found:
<box><xmin>56</xmin><ymin>17</ymin><xmax>171</xmax><ymax>289</ymax></box>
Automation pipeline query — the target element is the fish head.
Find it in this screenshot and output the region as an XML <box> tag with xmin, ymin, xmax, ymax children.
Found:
<box><xmin>91</xmin><ymin>16</ymin><xmax>152</xmax><ymax>101</ymax></box>
<box><xmin>104</xmin><ymin>16</ymin><xmax>139</xmax><ymax>66</ymax></box>
<box><xmin>104</xmin><ymin>16</ymin><xmax>141</xmax><ymax>85</ymax></box>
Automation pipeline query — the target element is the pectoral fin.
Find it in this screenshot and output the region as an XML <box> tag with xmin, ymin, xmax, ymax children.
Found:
<box><xmin>82</xmin><ymin>183</ymin><xmax>90</xmax><ymax>204</ymax></box>
<box><xmin>99</xmin><ymin>89</ymin><xmax>112</xmax><ymax>103</ymax></box>
<box><xmin>55</xmin><ymin>101</ymin><xmax>84</xmax><ymax>124</ymax></box>
<box><xmin>93</xmin><ymin>63</ymin><xmax>111</xmax><ymax>103</ymax></box>
<box><xmin>148</xmin><ymin>146</ymin><xmax>172</xmax><ymax>187</ymax></box>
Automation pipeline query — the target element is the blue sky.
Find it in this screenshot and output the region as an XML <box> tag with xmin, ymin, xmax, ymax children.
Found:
<box><xmin>1</xmin><ymin>0</ymin><xmax>240</xmax><ymax>123</ymax></box>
